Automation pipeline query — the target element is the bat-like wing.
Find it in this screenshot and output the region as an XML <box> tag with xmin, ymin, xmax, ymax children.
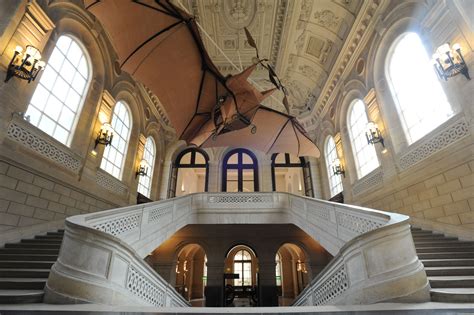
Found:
<box><xmin>85</xmin><ymin>0</ymin><xmax>229</xmax><ymax>141</ymax></box>
<box><xmin>198</xmin><ymin>106</ymin><xmax>320</xmax><ymax>157</ymax></box>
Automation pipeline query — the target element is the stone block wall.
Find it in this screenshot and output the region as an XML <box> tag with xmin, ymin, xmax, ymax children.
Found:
<box><xmin>0</xmin><ymin>159</ymin><xmax>116</xmax><ymax>232</ymax></box>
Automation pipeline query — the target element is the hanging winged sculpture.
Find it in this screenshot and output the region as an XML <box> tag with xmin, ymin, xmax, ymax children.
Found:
<box><xmin>85</xmin><ymin>0</ymin><xmax>320</xmax><ymax>157</ymax></box>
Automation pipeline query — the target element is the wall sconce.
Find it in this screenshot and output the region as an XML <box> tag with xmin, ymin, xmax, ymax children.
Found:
<box><xmin>5</xmin><ymin>45</ymin><xmax>46</xmax><ymax>83</ymax></box>
<box><xmin>136</xmin><ymin>159</ymin><xmax>149</xmax><ymax>178</ymax></box>
<box><xmin>296</xmin><ymin>260</ymin><xmax>307</xmax><ymax>273</ymax></box>
<box><xmin>181</xmin><ymin>183</ymin><xmax>185</xmax><ymax>192</ymax></box>
<box><xmin>332</xmin><ymin>158</ymin><xmax>345</xmax><ymax>177</ymax></box>
<box><xmin>183</xmin><ymin>260</ymin><xmax>188</xmax><ymax>272</ymax></box>
<box><xmin>175</xmin><ymin>260</ymin><xmax>180</xmax><ymax>274</ymax></box>
<box><xmin>432</xmin><ymin>43</ymin><xmax>470</xmax><ymax>81</ymax></box>
<box><xmin>366</xmin><ymin>121</ymin><xmax>385</xmax><ymax>149</ymax></box>
<box><xmin>94</xmin><ymin>123</ymin><xmax>114</xmax><ymax>149</ymax></box>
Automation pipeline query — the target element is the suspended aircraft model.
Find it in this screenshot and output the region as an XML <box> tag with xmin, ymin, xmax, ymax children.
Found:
<box><xmin>86</xmin><ymin>0</ymin><xmax>320</xmax><ymax>157</ymax></box>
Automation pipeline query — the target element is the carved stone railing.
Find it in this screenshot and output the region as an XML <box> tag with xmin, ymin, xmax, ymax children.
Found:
<box><xmin>45</xmin><ymin>192</ymin><xmax>429</xmax><ymax>307</ymax></box>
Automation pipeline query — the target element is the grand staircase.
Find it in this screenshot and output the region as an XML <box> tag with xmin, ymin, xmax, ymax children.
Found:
<box><xmin>411</xmin><ymin>227</ymin><xmax>474</xmax><ymax>303</ymax></box>
<box><xmin>0</xmin><ymin>229</ymin><xmax>64</xmax><ymax>303</ymax></box>
<box><xmin>0</xmin><ymin>226</ymin><xmax>473</xmax><ymax>304</ymax></box>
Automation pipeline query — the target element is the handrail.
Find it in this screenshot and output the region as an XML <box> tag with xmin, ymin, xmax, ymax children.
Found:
<box><xmin>45</xmin><ymin>192</ymin><xmax>429</xmax><ymax>306</ymax></box>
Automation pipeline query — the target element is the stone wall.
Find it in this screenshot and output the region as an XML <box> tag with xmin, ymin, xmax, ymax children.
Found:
<box><xmin>0</xmin><ymin>158</ymin><xmax>116</xmax><ymax>232</ymax></box>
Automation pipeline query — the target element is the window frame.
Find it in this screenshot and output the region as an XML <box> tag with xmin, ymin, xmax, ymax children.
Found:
<box><xmin>385</xmin><ymin>32</ymin><xmax>454</xmax><ymax>145</ymax></box>
<box><xmin>324</xmin><ymin>136</ymin><xmax>343</xmax><ymax>197</ymax></box>
<box><xmin>347</xmin><ymin>99</ymin><xmax>380</xmax><ymax>179</ymax></box>
<box><xmin>26</xmin><ymin>34</ymin><xmax>92</xmax><ymax>146</ymax></box>
<box><xmin>222</xmin><ymin>148</ymin><xmax>259</xmax><ymax>192</ymax></box>
<box><xmin>137</xmin><ymin>136</ymin><xmax>156</xmax><ymax>198</ymax></box>
<box><xmin>100</xmin><ymin>101</ymin><xmax>132</xmax><ymax>180</ymax></box>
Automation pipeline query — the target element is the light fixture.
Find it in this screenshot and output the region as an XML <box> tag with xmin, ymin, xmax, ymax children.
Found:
<box><xmin>296</xmin><ymin>260</ymin><xmax>307</xmax><ymax>273</ymax></box>
<box><xmin>432</xmin><ymin>43</ymin><xmax>470</xmax><ymax>81</ymax></box>
<box><xmin>332</xmin><ymin>158</ymin><xmax>345</xmax><ymax>177</ymax></box>
<box><xmin>94</xmin><ymin>123</ymin><xmax>114</xmax><ymax>149</ymax></box>
<box><xmin>181</xmin><ymin>183</ymin><xmax>185</xmax><ymax>192</ymax></box>
<box><xmin>136</xmin><ymin>159</ymin><xmax>149</xmax><ymax>178</ymax></box>
<box><xmin>366</xmin><ymin>121</ymin><xmax>385</xmax><ymax>148</ymax></box>
<box><xmin>5</xmin><ymin>45</ymin><xmax>45</xmax><ymax>83</ymax></box>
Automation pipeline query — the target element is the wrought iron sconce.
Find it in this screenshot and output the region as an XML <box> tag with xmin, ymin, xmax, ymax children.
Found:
<box><xmin>136</xmin><ymin>159</ymin><xmax>149</xmax><ymax>178</ymax></box>
<box><xmin>94</xmin><ymin>123</ymin><xmax>114</xmax><ymax>149</ymax></box>
<box><xmin>432</xmin><ymin>43</ymin><xmax>470</xmax><ymax>81</ymax></box>
<box><xmin>5</xmin><ymin>45</ymin><xmax>46</xmax><ymax>83</ymax></box>
<box><xmin>332</xmin><ymin>158</ymin><xmax>345</xmax><ymax>177</ymax></box>
<box><xmin>366</xmin><ymin>121</ymin><xmax>386</xmax><ymax>149</ymax></box>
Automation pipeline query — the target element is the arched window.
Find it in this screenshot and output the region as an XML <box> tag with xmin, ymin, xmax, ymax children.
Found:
<box><xmin>222</xmin><ymin>149</ymin><xmax>258</xmax><ymax>192</ymax></box>
<box><xmin>100</xmin><ymin>101</ymin><xmax>131</xmax><ymax>179</ymax></box>
<box><xmin>275</xmin><ymin>253</ymin><xmax>282</xmax><ymax>287</ymax></box>
<box><xmin>137</xmin><ymin>137</ymin><xmax>156</xmax><ymax>198</ymax></box>
<box><xmin>170</xmin><ymin>148</ymin><xmax>209</xmax><ymax>198</ymax></box>
<box><xmin>386</xmin><ymin>32</ymin><xmax>453</xmax><ymax>144</ymax></box>
<box><xmin>271</xmin><ymin>153</ymin><xmax>313</xmax><ymax>197</ymax></box>
<box><xmin>26</xmin><ymin>35</ymin><xmax>91</xmax><ymax>145</ymax></box>
<box><xmin>348</xmin><ymin>100</ymin><xmax>379</xmax><ymax>178</ymax></box>
<box><xmin>324</xmin><ymin>136</ymin><xmax>343</xmax><ymax>197</ymax></box>
<box><xmin>233</xmin><ymin>249</ymin><xmax>252</xmax><ymax>286</ymax></box>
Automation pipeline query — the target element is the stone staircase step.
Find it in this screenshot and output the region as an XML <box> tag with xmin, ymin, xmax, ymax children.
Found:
<box><xmin>0</xmin><ymin>248</ymin><xmax>60</xmax><ymax>255</ymax></box>
<box><xmin>428</xmin><ymin>276</ymin><xmax>474</xmax><ymax>288</ymax></box>
<box><xmin>21</xmin><ymin>239</ymin><xmax>62</xmax><ymax>245</ymax></box>
<box><xmin>0</xmin><ymin>254</ymin><xmax>58</xmax><ymax>261</ymax></box>
<box><xmin>0</xmin><ymin>261</ymin><xmax>54</xmax><ymax>269</ymax></box>
<box><xmin>5</xmin><ymin>243</ymin><xmax>61</xmax><ymax>249</ymax></box>
<box><xmin>0</xmin><ymin>269</ymin><xmax>51</xmax><ymax>278</ymax></box>
<box><xmin>34</xmin><ymin>235</ymin><xmax>63</xmax><ymax>240</ymax></box>
<box><xmin>421</xmin><ymin>258</ymin><xmax>474</xmax><ymax>267</ymax></box>
<box><xmin>430</xmin><ymin>288</ymin><xmax>474</xmax><ymax>303</ymax></box>
<box><xmin>0</xmin><ymin>278</ymin><xmax>47</xmax><ymax>290</ymax></box>
<box><xmin>417</xmin><ymin>252</ymin><xmax>474</xmax><ymax>259</ymax></box>
<box><xmin>425</xmin><ymin>266</ymin><xmax>474</xmax><ymax>276</ymax></box>
<box><xmin>416</xmin><ymin>246</ymin><xmax>474</xmax><ymax>253</ymax></box>
<box><xmin>0</xmin><ymin>289</ymin><xmax>44</xmax><ymax>304</ymax></box>
<box><xmin>414</xmin><ymin>239</ymin><xmax>473</xmax><ymax>246</ymax></box>
<box><xmin>412</xmin><ymin>235</ymin><xmax>458</xmax><ymax>240</ymax></box>
<box><xmin>46</xmin><ymin>232</ymin><xmax>64</xmax><ymax>236</ymax></box>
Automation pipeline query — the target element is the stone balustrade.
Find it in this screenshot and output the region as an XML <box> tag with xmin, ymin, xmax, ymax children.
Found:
<box><xmin>45</xmin><ymin>192</ymin><xmax>430</xmax><ymax>306</ymax></box>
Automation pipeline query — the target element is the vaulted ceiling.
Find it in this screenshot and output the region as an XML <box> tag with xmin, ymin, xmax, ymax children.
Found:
<box><xmin>179</xmin><ymin>0</ymin><xmax>363</xmax><ymax>117</ymax></box>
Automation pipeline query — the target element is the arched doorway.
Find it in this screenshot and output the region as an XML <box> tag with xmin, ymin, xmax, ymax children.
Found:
<box><xmin>225</xmin><ymin>244</ymin><xmax>258</xmax><ymax>306</ymax></box>
<box><xmin>174</xmin><ymin>244</ymin><xmax>207</xmax><ymax>305</ymax></box>
<box><xmin>275</xmin><ymin>243</ymin><xmax>309</xmax><ymax>306</ymax></box>
<box><xmin>169</xmin><ymin>148</ymin><xmax>209</xmax><ymax>198</ymax></box>
<box><xmin>271</xmin><ymin>153</ymin><xmax>314</xmax><ymax>197</ymax></box>
<box><xmin>222</xmin><ymin>149</ymin><xmax>259</xmax><ymax>192</ymax></box>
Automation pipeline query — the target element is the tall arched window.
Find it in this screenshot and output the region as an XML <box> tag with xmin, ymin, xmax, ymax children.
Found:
<box><xmin>348</xmin><ymin>100</ymin><xmax>379</xmax><ymax>178</ymax></box>
<box><xmin>170</xmin><ymin>148</ymin><xmax>209</xmax><ymax>198</ymax></box>
<box><xmin>26</xmin><ymin>35</ymin><xmax>91</xmax><ymax>145</ymax></box>
<box><xmin>324</xmin><ymin>136</ymin><xmax>343</xmax><ymax>197</ymax></box>
<box><xmin>233</xmin><ymin>249</ymin><xmax>252</xmax><ymax>286</ymax></box>
<box><xmin>271</xmin><ymin>153</ymin><xmax>313</xmax><ymax>197</ymax></box>
<box><xmin>137</xmin><ymin>137</ymin><xmax>156</xmax><ymax>198</ymax></box>
<box><xmin>387</xmin><ymin>32</ymin><xmax>453</xmax><ymax>144</ymax></box>
<box><xmin>222</xmin><ymin>149</ymin><xmax>258</xmax><ymax>192</ymax></box>
<box><xmin>101</xmin><ymin>101</ymin><xmax>131</xmax><ymax>179</ymax></box>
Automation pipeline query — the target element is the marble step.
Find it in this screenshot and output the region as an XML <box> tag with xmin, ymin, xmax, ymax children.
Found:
<box><xmin>0</xmin><ymin>278</ymin><xmax>46</xmax><ymax>290</ymax></box>
<box><xmin>0</xmin><ymin>269</ymin><xmax>51</xmax><ymax>278</ymax></box>
<box><xmin>0</xmin><ymin>248</ymin><xmax>60</xmax><ymax>255</ymax></box>
<box><xmin>34</xmin><ymin>235</ymin><xmax>63</xmax><ymax>240</ymax></box>
<box><xmin>416</xmin><ymin>246</ymin><xmax>474</xmax><ymax>253</ymax></box>
<box><xmin>21</xmin><ymin>239</ymin><xmax>62</xmax><ymax>245</ymax></box>
<box><xmin>425</xmin><ymin>266</ymin><xmax>474</xmax><ymax>276</ymax></box>
<box><xmin>421</xmin><ymin>258</ymin><xmax>474</xmax><ymax>267</ymax></box>
<box><xmin>5</xmin><ymin>243</ymin><xmax>61</xmax><ymax>249</ymax></box>
<box><xmin>418</xmin><ymin>252</ymin><xmax>474</xmax><ymax>259</ymax></box>
<box><xmin>0</xmin><ymin>254</ymin><xmax>58</xmax><ymax>261</ymax></box>
<box><xmin>428</xmin><ymin>276</ymin><xmax>474</xmax><ymax>288</ymax></box>
<box><xmin>0</xmin><ymin>261</ymin><xmax>55</xmax><ymax>269</ymax></box>
<box><xmin>0</xmin><ymin>289</ymin><xmax>44</xmax><ymax>304</ymax></box>
<box><xmin>430</xmin><ymin>288</ymin><xmax>474</xmax><ymax>303</ymax></box>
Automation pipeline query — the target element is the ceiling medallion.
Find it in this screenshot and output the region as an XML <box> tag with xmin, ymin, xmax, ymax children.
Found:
<box><xmin>223</xmin><ymin>0</ymin><xmax>257</xmax><ymax>29</ymax></box>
